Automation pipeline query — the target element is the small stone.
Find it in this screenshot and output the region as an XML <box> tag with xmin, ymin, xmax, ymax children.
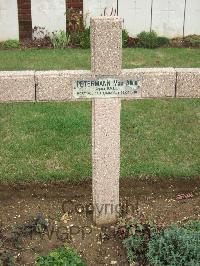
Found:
<box><xmin>61</xmin><ymin>213</ymin><xmax>70</xmax><ymax>224</ymax></box>
<box><xmin>111</xmin><ymin>261</ymin><xmax>117</xmax><ymax>265</ymax></box>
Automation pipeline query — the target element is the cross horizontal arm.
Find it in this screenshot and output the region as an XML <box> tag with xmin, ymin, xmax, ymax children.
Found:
<box><xmin>0</xmin><ymin>68</ymin><xmax>200</xmax><ymax>102</ymax></box>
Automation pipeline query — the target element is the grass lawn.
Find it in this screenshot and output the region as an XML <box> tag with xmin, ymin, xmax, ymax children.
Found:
<box><xmin>0</xmin><ymin>48</ymin><xmax>200</xmax><ymax>70</ymax></box>
<box><xmin>0</xmin><ymin>99</ymin><xmax>199</xmax><ymax>181</ymax></box>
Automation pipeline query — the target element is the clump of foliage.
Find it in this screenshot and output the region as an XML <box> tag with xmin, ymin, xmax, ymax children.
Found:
<box><xmin>119</xmin><ymin>217</ymin><xmax>157</xmax><ymax>264</ymax></box>
<box><xmin>126</xmin><ymin>36</ymin><xmax>138</xmax><ymax>48</ymax></box>
<box><xmin>66</xmin><ymin>7</ymin><xmax>86</xmax><ymax>48</ymax></box>
<box><xmin>65</xmin><ymin>8</ymin><xmax>91</xmax><ymax>48</ymax></box>
<box><xmin>0</xmin><ymin>251</ymin><xmax>15</xmax><ymax>266</ymax></box>
<box><xmin>147</xmin><ymin>223</ymin><xmax>200</xmax><ymax>266</ymax></box>
<box><xmin>79</xmin><ymin>28</ymin><xmax>90</xmax><ymax>49</ymax></box>
<box><xmin>0</xmin><ymin>213</ymin><xmax>48</xmax><ymax>250</ymax></box>
<box><xmin>35</xmin><ymin>247</ymin><xmax>86</xmax><ymax>266</ymax></box>
<box><xmin>157</xmin><ymin>36</ymin><xmax>170</xmax><ymax>47</ymax></box>
<box><xmin>30</xmin><ymin>26</ymin><xmax>52</xmax><ymax>48</ymax></box>
<box><xmin>121</xmin><ymin>218</ymin><xmax>200</xmax><ymax>265</ymax></box>
<box><xmin>66</xmin><ymin>8</ymin><xmax>84</xmax><ymax>33</ymax></box>
<box><xmin>50</xmin><ymin>30</ymin><xmax>71</xmax><ymax>49</ymax></box>
<box><xmin>183</xmin><ymin>220</ymin><xmax>200</xmax><ymax>232</ymax></box>
<box><xmin>2</xmin><ymin>39</ymin><xmax>20</xmax><ymax>49</ymax></box>
<box><xmin>137</xmin><ymin>31</ymin><xmax>158</xmax><ymax>48</ymax></box>
<box><xmin>184</xmin><ymin>34</ymin><xmax>200</xmax><ymax>48</ymax></box>
<box><xmin>122</xmin><ymin>29</ymin><xmax>129</xmax><ymax>48</ymax></box>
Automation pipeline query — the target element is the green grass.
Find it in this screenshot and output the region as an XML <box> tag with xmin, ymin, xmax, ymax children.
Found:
<box><xmin>0</xmin><ymin>102</ymin><xmax>91</xmax><ymax>181</ymax></box>
<box><xmin>0</xmin><ymin>100</ymin><xmax>199</xmax><ymax>181</ymax></box>
<box><xmin>0</xmin><ymin>48</ymin><xmax>200</xmax><ymax>71</ymax></box>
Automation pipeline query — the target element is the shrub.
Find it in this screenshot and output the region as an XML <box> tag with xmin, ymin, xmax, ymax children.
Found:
<box><xmin>147</xmin><ymin>224</ymin><xmax>200</xmax><ymax>266</ymax></box>
<box><xmin>157</xmin><ymin>36</ymin><xmax>170</xmax><ymax>47</ymax></box>
<box><xmin>35</xmin><ymin>247</ymin><xmax>86</xmax><ymax>266</ymax></box>
<box><xmin>127</xmin><ymin>37</ymin><xmax>138</xmax><ymax>48</ymax></box>
<box><xmin>184</xmin><ymin>35</ymin><xmax>200</xmax><ymax>48</ymax></box>
<box><xmin>66</xmin><ymin>8</ymin><xmax>84</xmax><ymax>33</ymax></box>
<box><xmin>123</xmin><ymin>234</ymin><xmax>146</xmax><ymax>263</ymax></box>
<box><xmin>70</xmin><ymin>31</ymin><xmax>81</xmax><ymax>47</ymax></box>
<box><xmin>122</xmin><ymin>218</ymin><xmax>157</xmax><ymax>265</ymax></box>
<box><xmin>3</xmin><ymin>39</ymin><xmax>20</xmax><ymax>49</ymax></box>
<box><xmin>137</xmin><ymin>31</ymin><xmax>158</xmax><ymax>49</ymax></box>
<box><xmin>79</xmin><ymin>28</ymin><xmax>90</xmax><ymax>49</ymax></box>
<box><xmin>50</xmin><ymin>30</ymin><xmax>70</xmax><ymax>49</ymax></box>
<box><xmin>122</xmin><ymin>219</ymin><xmax>200</xmax><ymax>265</ymax></box>
<box><xmin>122</xmin><ymin>29</ymin><xmax>129</xmax><ymax>48</ymax></box>
<box><xmin>183</xmin><ymin>220</ymin><xmax>200</xmax><ymax>232</ymax></box>
<box><xmin>0</xmin><ymin>251</ymin><xmax>15</xmax><ymax>266</ymax></box>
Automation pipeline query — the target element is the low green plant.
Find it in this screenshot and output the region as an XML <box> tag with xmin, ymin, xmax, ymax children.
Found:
<box><xmin>122</xmin><ymin>29</ymin><xmax>129</xmax><ymax>48</ymax></box>
<box><xmin>35</xmin><ymin>247</ymin><xmax>86</xmax><ymax>266</ymax></box>
<box><xmin>147</xmin><ymin>223</ymin><xmax>200</xmax><ymax>266</ymax></box>
<box><xmin>184</xmin><ymin>34</ymin><xmax>200</xmax><ymax>47</ymax></box>
<box><xmin>157</xmin><ymin>36</ymin><xmax>170</xmax><ymax>47</ymax></box>
<box><xmin>122</xmin><ymin>219</ymin><xmax>200</xmax><ymax>265</ymax></box>
<box><xmin>0</xmin><ymin>251</ymin><xmax>15</xmax><ymax>266</ymax></box>
<box><xmin>183</xmin><ymin>220</ymin><xmax>200</xmax><ymax>232</ymax></box>
<box><xmin>121</xmin><ymin>217</ymin><xmax>157</xmax><ymax>264</ymax></box>
<box><xmin>3</xmin><ymin>39</ymin><xmax>20</xmax><ymax>49</ymax></box>
<box><xmin>123</xmin><ymin>234</ymin><xmax>146</xmax><ymax>263</ymax></box>
<box><xmin>70</xmin><ymin>31</ymin><xmax>81</xmax><ymax>47</ymax></box>
<box><xmin>137</xmin><ymin>31</ymin><xmax>158</xmax><ymax>49</ymax></box>
<box><xmin>50</xmin><ymin>30</ymin><xmax>70</xmax><ymax>49</ymax></box>
<box><xmin>79</xmin><ymin>28</ymin><xmax>90</xmax><ymax>49</ymax></box>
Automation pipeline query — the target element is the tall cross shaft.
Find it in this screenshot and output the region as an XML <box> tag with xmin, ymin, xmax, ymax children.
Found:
<box><xmin>91</xmin><ymin>17</ymin><xmax>122</xmax><ymax>224</ymax></box>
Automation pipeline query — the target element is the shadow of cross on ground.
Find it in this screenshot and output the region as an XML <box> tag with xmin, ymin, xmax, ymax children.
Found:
<box><xmin>0</xmin><ymin>16</ymin><xmax>200</xmax><ymax>225</ymax></box>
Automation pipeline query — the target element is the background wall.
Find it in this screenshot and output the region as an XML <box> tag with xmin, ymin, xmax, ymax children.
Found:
<box><xmin>151</xmin><ymin>0</ymin><xmax>185</xmax><ymax>37</ymax></box>
<box><xmin>84</xmin><ymin>0</ymin><xmax>117</xmax><ymax>25</ymax></box>
<box><xmin>118</xmin><ymin>0</ymin><xmax>152</xmax><ymax>36</ymax></box>
<box><xmin>31</xmin><ymin>0</ymin><xmax>66</xmax><ymax>35</ymax></box>
<box><xmin>0</xmin><ymin>0</ymin><xmax>19</xmax><ymax>41</ymax></box>
<box><xmin>84</xmin><ymin>0</ymin><xmax>200</xmax><ymax>37</ymax></box>
<box><xmin>184</xmin><ymin>0</ymin><xmax>200</xmax><ymax>36</ymax></box>
<box><xmin>0</xmin><ymin>0</ymin><xmax>200</xmax><ymax>41</ymax></box>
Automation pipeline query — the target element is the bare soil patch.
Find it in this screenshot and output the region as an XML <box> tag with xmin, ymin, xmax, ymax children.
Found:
<box><xmin>0</xmin><ymin>178</ymin><xmax>199</xmax><ymax>265</ymax></box>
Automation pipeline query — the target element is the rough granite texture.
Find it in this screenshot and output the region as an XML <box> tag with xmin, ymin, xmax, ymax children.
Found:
<box><xmin>92</xmin><ymin>98</ymin><xmax>120</xmax><ymax>225</ymax></box>
<box><xmin>91</xmin><ymin>17</ymin><xmax>122</xmax><ymax>76</ymax></box>
<box><xmin>0</xmin><ymin>71</ymin><xmax>35</xmax><ymax>102</ymax></box>
<box><xmin>176</xmin><ymin>68</ymin><xmax>200</xmax><ymax>98</ymax></box>
<box><xmin>91</xmin><ymin>17</ymin><xmax>122</xmax><ymax>225</ymax></box>
<box><xmin>2</xmin><ymin>68</ymin><xmax>197</xmax><ymax>102</ymax></box>
<box><xmin>120</xmin><ymin>68</ymin><xmax>176</xmax><ymax>98</ymax></box>
<box><xmin>36</xmin><ymin>70</ymin><xmax>95</xmax><ymax>101</ymax></box>
<box><xmin>36</xmin><ymin>69</ymin><xmax>176</xmax><ymax>101</ymax></box>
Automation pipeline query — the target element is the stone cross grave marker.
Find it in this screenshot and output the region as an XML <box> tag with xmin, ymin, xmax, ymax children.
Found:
<box><xmin>74</xmin><ymin>17</ymin><xmax>140</xmax><ymax>225</ymax></box>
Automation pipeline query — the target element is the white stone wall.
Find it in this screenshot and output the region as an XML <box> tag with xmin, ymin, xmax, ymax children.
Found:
<box><xmin>184</xmin><ymin>0</ymin><xmax>200</xmax><ymax>36</ymax></box>
<box><xmin>84</xmin><ymin>0</ymin><xmax>117</xmax><ymax>26</ymax></box>
<box><xmin>0</xmin><ymin>0</ymin><xmax>19</xmax><ymax>41</ymax></box>
<box><xmin>0</xmin><ymin>0</ymin><xmax>200</xmax><ymax>41</ymax></box>
<box><xmin>151</xmin><ymin>0</ymin><xmax>185</xmax><ymax>37</ymax></box>
<box><xmin>31</xmin><ymin>0</ymin><xmax>66</xmax><ymax>36</ymax></box>
<box><xmin>84</xmin><ymin>0</ymin><xmax>200</xmax><ymax>37</ymax></box>
<box><xmin>118</xmin><ymin>0</ymin><xmax>152</xmax><ymax>35</ymax></box>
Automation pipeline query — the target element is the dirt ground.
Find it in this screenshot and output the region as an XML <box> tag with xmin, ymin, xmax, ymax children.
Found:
<box><xmin>0</xmin><ymin>178</ymin><xmax>199</xmax><ymax>266</ymax></box>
